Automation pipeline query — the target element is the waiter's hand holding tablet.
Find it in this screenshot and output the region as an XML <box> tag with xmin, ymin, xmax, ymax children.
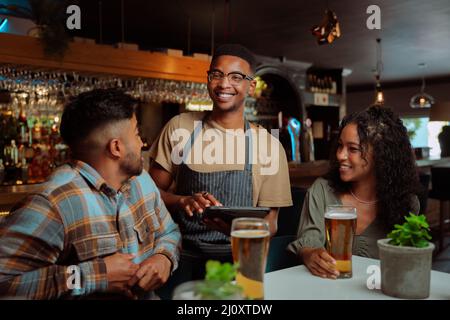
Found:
<box><xmin>178</xmin><ymin>191</ymin><xmax>222</xmax><ymax>217</ymax></box>
<box><xmin>180</xmin><ymin>191</ymin><xmax>270</xmax><ymax>235</ymax></box>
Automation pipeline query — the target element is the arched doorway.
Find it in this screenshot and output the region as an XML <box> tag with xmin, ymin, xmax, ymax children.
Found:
<box><xmin>246</xmin><ymin>66</ymin><xmax>303</xmax><ymax>161</ymax></box>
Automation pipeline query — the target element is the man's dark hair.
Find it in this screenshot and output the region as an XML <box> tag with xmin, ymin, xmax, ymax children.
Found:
<box><xmin>60</xmin><ymin>88</ymin><xmax>138</xmax><ymax>150</ymax></box>
<box><xmin>212</xmin><ymin>43</ymin><xmax>257</xmax><ymax>72</ymax></box>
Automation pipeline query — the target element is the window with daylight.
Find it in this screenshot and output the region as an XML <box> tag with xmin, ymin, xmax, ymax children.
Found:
<box><xmin>401</xmin><ymin>117</ymin><xmax>450</xmax><ymax>158</ymax></box>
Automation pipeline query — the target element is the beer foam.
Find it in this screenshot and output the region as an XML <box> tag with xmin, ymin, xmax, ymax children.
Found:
<box><xmin>231</xmin><ymin>229</ymin><xmax>270</xmax><ymax>238</ymax></box>
<box><xmin>324</xmin><ymin>212</ymin><xmax>356</xmax><ymax>220</ymax></box>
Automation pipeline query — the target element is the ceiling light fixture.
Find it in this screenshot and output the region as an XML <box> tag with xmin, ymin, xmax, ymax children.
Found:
<box><xmin>311</xmin><ymin>9</ymin><xmax>341</xmax><ymax>45</ymax></box>
<box><xmin>373</xmin><ymin>38</ymin><xmax>384</xmax><ymax>105</ymax></box>
<box><xmin>410</xmin><ymin>63</ymin><xmax>434</xmax><ymax>109</ymax></box>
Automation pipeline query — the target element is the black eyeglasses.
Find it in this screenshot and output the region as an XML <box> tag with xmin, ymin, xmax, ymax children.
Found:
<box><xmin>207</xmin><ymin>70</ymin><xmax>254</xmax><ymax>85</ymax></box>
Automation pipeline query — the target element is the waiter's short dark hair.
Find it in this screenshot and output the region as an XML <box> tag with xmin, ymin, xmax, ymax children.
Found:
<box><xmin>60</xmin><ymin>88</ymin><xmax>138</xmax><ymax>149</ymax></box>
<box><xmin>212</xmin><ymin>44</ymin><xmax>257</xmax><ymax>72</ymax></box>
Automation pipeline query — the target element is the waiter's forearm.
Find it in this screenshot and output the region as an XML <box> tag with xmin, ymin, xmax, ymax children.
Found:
<box><xmin>266</xmin><ymin>208</ymin><xmax>279</xmax><ymax>237</ymax></box>
<box><xmin>158</xmin><ymin>188</ymin><xmax>186</xmax><ymax>213</ymax></box>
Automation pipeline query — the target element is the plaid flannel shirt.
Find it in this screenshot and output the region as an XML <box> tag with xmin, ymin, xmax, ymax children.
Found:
<box><xmin>0</xmin><ymin>161</ymin><xmax>181</xmax><ymax>299</ymax></box>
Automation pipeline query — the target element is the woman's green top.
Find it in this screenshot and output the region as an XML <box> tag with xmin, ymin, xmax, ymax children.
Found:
<box><xmin>287</xmin><ymin>178</ymin><xmax>420</xmax><ymax>259</ymax></box>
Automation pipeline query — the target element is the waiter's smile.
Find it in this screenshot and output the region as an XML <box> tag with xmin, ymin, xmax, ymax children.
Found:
<box><xmin>213</xmin><ymin>90</ymin><xmax>237</xmax><ymax>103</ymax></box>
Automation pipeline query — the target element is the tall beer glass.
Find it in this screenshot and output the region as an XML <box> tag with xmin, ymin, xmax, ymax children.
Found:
<box><xmin>325</xmin><ymin>205</ymin><xmax>356</xmax><ymax>279</ymax></box>
<box><xmin>231</xmin><ymin>217</ymin><xmax>270</xmax><ymax>299</ymax></box>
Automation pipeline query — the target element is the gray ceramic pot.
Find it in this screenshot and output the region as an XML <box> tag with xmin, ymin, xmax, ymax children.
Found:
<box><xmin>377</xmin><ymin>239</ymin><xmax>435</xmax><ymax>299</ymax></box>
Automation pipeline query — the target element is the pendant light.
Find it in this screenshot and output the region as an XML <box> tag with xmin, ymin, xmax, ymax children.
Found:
<box><xmin>373</xmin><ymin>38</ymin><xmax>384</xmax><ymax>105</ymax></box>
<box><xmin>410</xmin><ymin>63</ymin><xmax>434</xmax><ymax>109</ymax></box>
<box><xmin>311</xmin><ymin>9</ymin><xmax>341</xmax><ymax>45</ymax></box>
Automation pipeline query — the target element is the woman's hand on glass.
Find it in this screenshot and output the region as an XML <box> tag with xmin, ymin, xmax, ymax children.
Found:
<box><xmin>301</xmin><ymin>247</ymin><xmax>340</xmax><ymax>279</ymax></box>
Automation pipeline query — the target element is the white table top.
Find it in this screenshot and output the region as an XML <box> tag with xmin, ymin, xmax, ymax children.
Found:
<box><xmin>264</xmin><ymin>256</ymin><xmax>450</xmax><ymax>300</ymax></box>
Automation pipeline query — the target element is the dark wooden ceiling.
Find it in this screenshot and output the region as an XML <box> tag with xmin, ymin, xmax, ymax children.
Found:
<box><xmin>3</xmin><ymin>0</ymin><xmax>450</xmax><ymax>87</ymax></box>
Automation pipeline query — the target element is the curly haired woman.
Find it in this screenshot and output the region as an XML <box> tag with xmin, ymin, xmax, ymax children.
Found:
<box><xmin>288</xmin><ymin>105</ymin><xmax>421</xmax><ymax>279</ymax></box>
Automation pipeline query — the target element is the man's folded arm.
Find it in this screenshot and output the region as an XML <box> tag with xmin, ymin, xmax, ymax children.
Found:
<box><xmin>0</xmin><ymin>195</ymin><xmax>108</xmax><ymax>299</ymax></box>
<box><xmin>151</xmin><ymin>188</ymin><xmax>181</xmax><ymax>273</ymax></box>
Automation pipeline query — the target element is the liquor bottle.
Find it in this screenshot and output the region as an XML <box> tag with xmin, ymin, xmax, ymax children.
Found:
<box><xmin>0</xmin><ymin>159</ymin><xmax>4</xmax><ymax>184</ymax></box>
<box><xmin>318</xmin><ymin>77</ymin><xmax>324</xmax><ymax>93</ymax></box>
<box><xmin>24</xmin><ymin>142</ymin><xmax>34</xmax><ymax>162</ymax></box>
<box><xmin>316</xmin><ymin>77</ymin><xmax>321</xmax><ymax>93</ymax></box>
<box><xmin>18</xmin><ymin>106</ymin><xmax>28</xmax><ymax>145</ymax></box>
<box><xmin>331</xmin><ymin>77</ymin><xmax>337</xmax><ymax>94</ymax></box>
<box><xmin>308</xmin><ymin>74</ymin><xmax>313</xmax><ymax>92</ymax></box>
<box><xmin>21</xmin><ymin>158</ymin><xmax>28</xmax><ymax>184</ymax></box>
<box><xmin>317</xmin><ymin>76</ymin><xmax>322</xmax><ymax>92</ymax></box>
<box><xmin>10</xmin><ymin>140</ymin><xmax>19</xmax><ymax>166</ymax></box>
<box><xmin>24</xmin><ymin>119</ymin><xmax>35</xmax><ymax>162</ymax></box>
<box><xmin>308</xmin><ymin>74</ymin><xmax>315</xmax><ymax>92</ymax></box>
<box><xmin>29</xmin><ymin>147</ymin><xmax>44</xmax><ymax>183</ymax></box>
<box><xmin>311</xmin><ymin>75</ymin><xmax>317</xmax><ymax>92</ymax></box>
<box><xmin>325</xmin><ymin>77</ymin><xmax>331</xmax><ymax>94</ymax></box>
<box><xmin>3</xmin><ymin>144</ymin><xmax>11</xmax><ymax>167</ymax></box>
<box><xmin>32</xmin><ymin>124</ymin><xmax>42</xmax><ymax>143</ymax></box>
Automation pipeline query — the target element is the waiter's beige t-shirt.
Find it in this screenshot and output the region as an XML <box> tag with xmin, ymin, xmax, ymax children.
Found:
<box><xmin>149</xmin><ymin>112</ymin><xmax>293</xmax><ymax>208</ymax></box>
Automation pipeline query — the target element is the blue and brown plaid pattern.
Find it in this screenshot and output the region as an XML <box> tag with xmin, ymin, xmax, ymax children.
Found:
<box><xmin>0</xmin><ymin>161</ymin><xmax>181</xmax><ymax>299</ymax></box>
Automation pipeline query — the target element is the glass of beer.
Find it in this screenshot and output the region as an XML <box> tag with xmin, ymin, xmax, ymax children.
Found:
<box><xmin>324</xmin><ymin>205</ymin><xmax>357</xmax><ymax>279</ymax></box>
<box><xmin>231</xmin><ymin>217</ymin><xmax>270</xmax><ymax>300</ymax></box>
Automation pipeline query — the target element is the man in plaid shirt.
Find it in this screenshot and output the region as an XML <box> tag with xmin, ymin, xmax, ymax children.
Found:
<box><xmin>0</xmin><ymin>89</ymin><xmax>181</xmax><ymax>299</ymax></box>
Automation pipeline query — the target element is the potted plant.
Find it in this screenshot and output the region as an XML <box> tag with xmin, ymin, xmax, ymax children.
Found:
<box><xmin>172</xmin><ymin>260</ymin><xmax>243</xmax><ymax>300</ymax></box>
<box><xmin>28</xmin><ymin>0</ymin><xmax>71</xmax><ymax>58</ymax></box>
<box><xmin>377</xmin><ymin>213</ymin><xmax>434</xmax><ymax>299</ymax></box>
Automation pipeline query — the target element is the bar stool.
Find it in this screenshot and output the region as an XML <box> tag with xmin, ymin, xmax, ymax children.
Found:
<box><xmin>428</xmin><ymin>164</ymin><xmax>450</xmax><ymax>252</ymax></box>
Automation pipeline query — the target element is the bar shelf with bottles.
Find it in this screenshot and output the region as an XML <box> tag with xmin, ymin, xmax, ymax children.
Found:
<box><xmin>244</xmin><ymin>74</ymin><xmax>301</xmax><ymax>131</ymax></box>
<box><xmin>302</xmin><ymin>67</ymin><xmax>344</xmax><ymax>160</ymax></box>
<box><xmin>244</xmin><ymin>96</ymin><xmax>280</xmax><ymax>131</ymax></box>
<box><xmin>304</xmin><ymin>68</ymin><xmax>342</xmax><ymax>105</ymax></box>
<box><xmin>0</xmin><ymin>90</ymin><xmax>66</xmax><ymax>185</ymax></box>
<box><xmin>0</xmin><ymin>64</ymin><xmax>211</xmax><ymax>186</ymax></box>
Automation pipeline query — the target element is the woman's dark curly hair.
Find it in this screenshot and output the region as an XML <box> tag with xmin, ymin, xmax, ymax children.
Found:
<box><xmin>325</xmin><ymin>105</ymin><xmax>420</xmax><ymax>228</ymax></box>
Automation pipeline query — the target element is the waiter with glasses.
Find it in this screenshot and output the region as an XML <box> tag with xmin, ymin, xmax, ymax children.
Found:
<box><xmin>149</xmin><ymin>44</ymin><xmax>292</xmax><ymax>296</ymax></box>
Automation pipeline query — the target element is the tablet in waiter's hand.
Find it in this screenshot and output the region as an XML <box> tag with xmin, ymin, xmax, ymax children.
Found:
<box><xmin>202</xmin><ymin>206</ymin><xmax>271</xmax><ymax>223</ymax></box>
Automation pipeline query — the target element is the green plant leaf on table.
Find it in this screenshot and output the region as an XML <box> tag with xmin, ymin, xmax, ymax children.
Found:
<box><xmin>387</xmin><ymin>213</ymin><xmax>432</xmax><ymax>248</ymax></box>
<box><xmin>195</xmin><ymin>260</ymin><xmax>243</xmax><ymax>300</ymax></box>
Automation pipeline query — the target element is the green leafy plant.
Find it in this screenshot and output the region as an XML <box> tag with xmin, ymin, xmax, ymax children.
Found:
<box><xmin>28</xmin><ymin>0</ymin><xmax>73</xmax><ymax>58</ymax></box>
<box><xmin>402</xmin><ymin>118</ymin><xmax>422</xmax><ymax>141</ymax></box>
<box><xmin>387</xmin><ymin>213</ymin><xmax>432</xmax><ymax>248</ymax></box>
<box><xmin>195</xmin><ymin>260</ymin><xmax>243</xmax><ymax>300</ymax></box>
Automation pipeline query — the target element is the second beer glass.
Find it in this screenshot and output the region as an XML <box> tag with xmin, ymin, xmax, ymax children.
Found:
<box><xmin>231</xmin><ymin>217</ymin><xmax>270</xmax><ymax>299</ymax></box>
<box><xmin>325</xmin><ymin>205</ymin><xmax>357</xmax><ymax>279</ymax></box>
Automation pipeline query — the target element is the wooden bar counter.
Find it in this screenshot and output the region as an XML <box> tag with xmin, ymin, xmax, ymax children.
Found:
<box><xmin>416</xmin><ymin>157</ymin><xmax>450</xmax><ymax>168</ymax></box>
<box><xmin>288</xmin><ymin>160</ymin><xmax>330</xmax><ymax>189</ymax></box>
<box><xmin>0</xmin><ymin>184</ymin><xmax>44</xmax><ymax>215</ymax></box>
